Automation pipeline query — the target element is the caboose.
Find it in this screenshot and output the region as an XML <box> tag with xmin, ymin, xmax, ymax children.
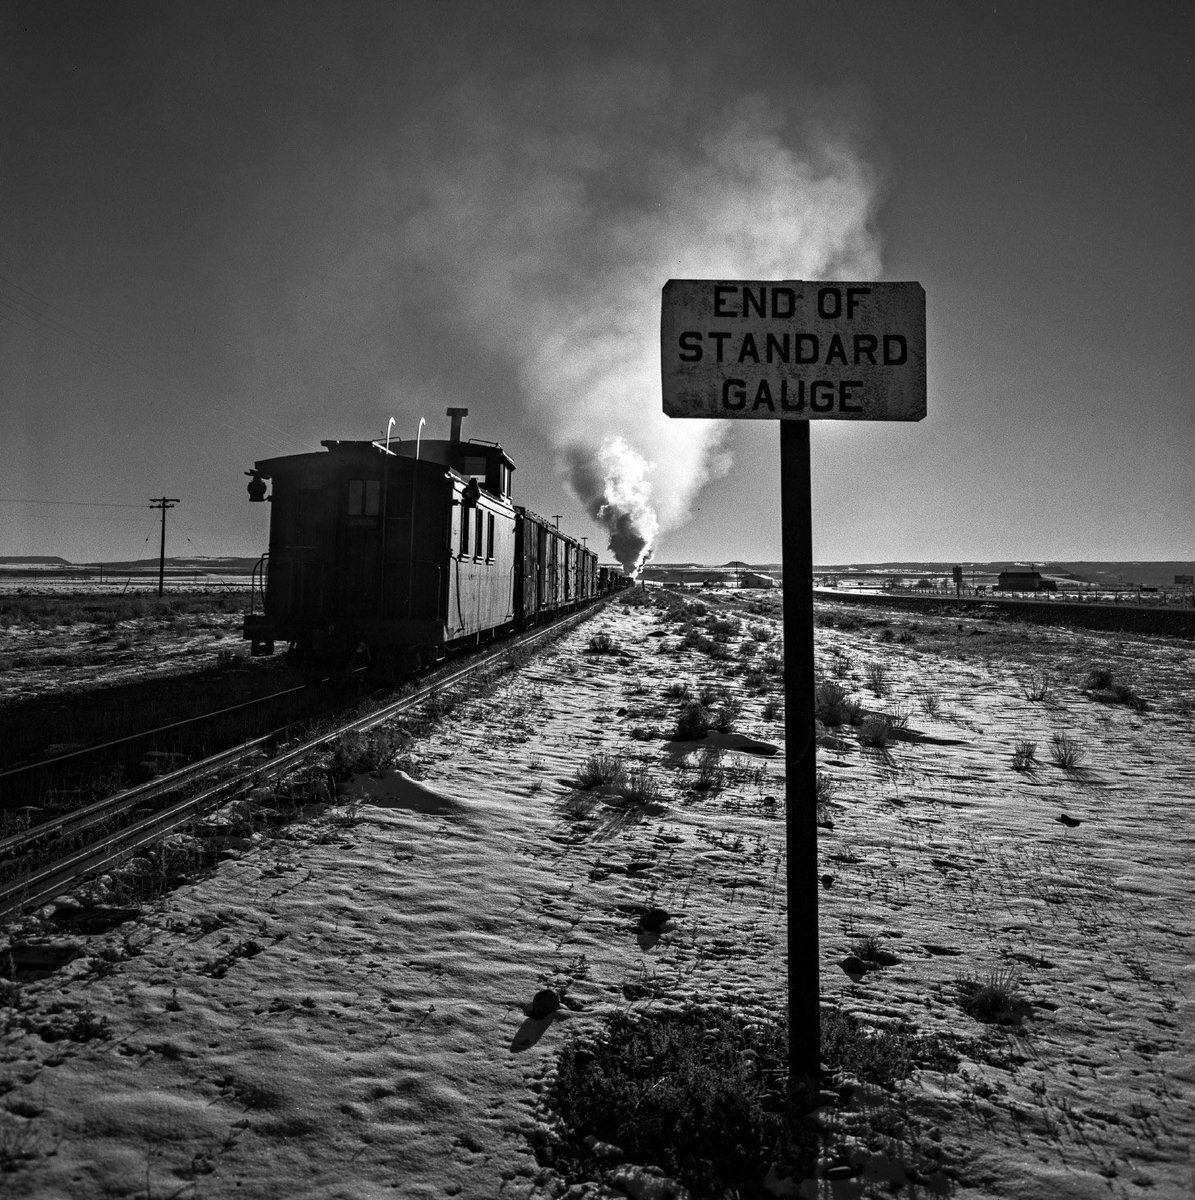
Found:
<box><xmin>242</xmin><ymin>408</ymin><xmax>600</xmax><ymax>673</ymax></box>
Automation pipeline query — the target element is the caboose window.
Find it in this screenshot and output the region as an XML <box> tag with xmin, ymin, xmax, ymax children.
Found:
<box><xmin>347</xmin><ymin>479</ymin><xmax>380</xmax><ymax>517</ymax></box>
<box><xmin>459</xmin><ymin>504</ymin><xmax>471</xmax><ymax>555</ymax></box>
<box><xmin>474</xmin><ymin>508</ymin><xmax>483</xmax><ymax>558</ymax></box>
<box><xmin>486</xmin><ymin>512</ymin><xmax>495</xmax><ymax>559</ymax></box>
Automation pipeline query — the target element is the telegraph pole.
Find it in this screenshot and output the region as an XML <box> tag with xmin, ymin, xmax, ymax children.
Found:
<box><xmin>149</xmin><ymin>497</ymin><xmax>179</xmax><ymax>597</ymax></box>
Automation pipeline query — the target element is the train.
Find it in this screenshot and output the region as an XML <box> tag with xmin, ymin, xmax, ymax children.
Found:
<box><xmin>241</xmin><ymin>408</ymin><xmax>630</xmax><ymax>674</ymax></box>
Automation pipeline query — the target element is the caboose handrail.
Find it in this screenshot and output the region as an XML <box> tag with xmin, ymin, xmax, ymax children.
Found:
<box><xmin>250</xmin><ymin>552</ymin><xmax>268</xmax><ymax>614</ymax></box>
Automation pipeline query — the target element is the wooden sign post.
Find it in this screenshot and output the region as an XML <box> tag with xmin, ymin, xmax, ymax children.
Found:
<box><xmin>661</xmin><ymin>279</ymin><xmax>927</xmax><ymax>1090</ymax></box>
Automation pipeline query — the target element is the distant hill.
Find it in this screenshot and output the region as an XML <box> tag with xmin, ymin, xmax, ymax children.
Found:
<box><xmin>0</xmin><ymin>555</ymin><xmax>258</xmax><ymax>575</ymax></box>
<box><xmin>79</xmin><ymin>556</ymin><xmax>259</xmax><ymax>574</ymax></box>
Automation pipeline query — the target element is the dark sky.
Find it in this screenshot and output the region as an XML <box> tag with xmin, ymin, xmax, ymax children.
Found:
<box><xmin>2</xmin><ymin>1</ymin><xmax>1192</xmax><ymax>566</ymax></box>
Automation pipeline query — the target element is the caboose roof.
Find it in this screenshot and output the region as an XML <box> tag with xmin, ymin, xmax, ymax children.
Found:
<box><xmin>251</xmin><ymin>438</ymin><xmax>515</xmax><ymax>476</ymax></box>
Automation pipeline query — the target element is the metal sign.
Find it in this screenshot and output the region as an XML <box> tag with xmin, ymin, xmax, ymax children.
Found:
<box><xmin>662</xmin><ymin>277</ymin><xmax>927</xmax><ymax>1092</ymax></box>
<box><xmin>661</xmin><ymin>279</ymin><xmax>926</xmax><ymax>421</ymax></box>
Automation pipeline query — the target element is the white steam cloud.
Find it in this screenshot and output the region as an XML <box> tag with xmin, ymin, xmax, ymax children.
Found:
<box><xmin>401</xmin><ymin>67</ymin><xmax>884</xmax><ymax>573</ymax></box>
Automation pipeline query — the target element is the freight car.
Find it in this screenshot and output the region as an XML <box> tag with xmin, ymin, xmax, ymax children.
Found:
<box><xmin>242</xmin><ymin>409</ymin><xmax>627</xmax><ymax>673</ymax></box>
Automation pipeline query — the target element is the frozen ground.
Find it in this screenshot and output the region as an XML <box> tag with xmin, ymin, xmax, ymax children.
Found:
<box><xmin>0</xmin><ymin>600</ymin><xmax>246</xmax><ymax>708</ymax></box>
<box><xmin>1</xmin><ymin>592</ymin><xmax>1192</xmax><ymax>1198</ymax></box>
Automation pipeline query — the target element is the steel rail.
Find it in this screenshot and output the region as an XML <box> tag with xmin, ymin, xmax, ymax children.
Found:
<box><xmin>0</xmin><ymin>603</ymin><xmax>602</xmax><ymax>923</ymax></box>
<box><xmin>0</xmin><ymin>681</ymin><xmax>312</xmax><ymax>785</ymax></box>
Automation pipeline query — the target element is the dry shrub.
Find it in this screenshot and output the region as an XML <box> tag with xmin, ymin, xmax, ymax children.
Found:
<box><xmin>693</xmin><ymin>746</ymin><xmax>725</xmax><ymax>792</ymax></box>
<box><xmin>815</xmin><ymin>681</ymin><xmax>861</xmax><ymax>726</ymax></box>
<box><xmin>587</xmin><ymin>631</ymin><xmax>618</xmax><ymax>654</ymax></box>
<box><xmin>328</xmin><ymin>727</ymin><xmax>408</xmax><ymax>780</ymax></box>
<box><xmin>617</xmin><ymin>765</ymin><xmax>662</xmax><ymax>805</ymax></box>
<box><xmin>1011</xmin><ymin>740</ymin><xmax>1037</xmax><ymax>771</ymax></box>
<box><xmin>956</xmin><ymin>967</ymin><xmax>1029</xmax><ymax>1025</ymax></box>
<box><xmin>815</xmin><ymin>770</ymin><xmax>837</xmax><ymax>820</ymax></box>
<box><xmin>573</xmin><ymin>752</ymin><xmax>626</xmax><ymax>789</ymax></box>
<box><xmin>865</xmin><ymin>662</ymin><xmax>890</xmax><ymax>696</ymax></box>
<box><xmin>674</xmin><ymin>701</ymin><xmax>712</xmax><ymax>741</ymax></box>
<box><xmin>541</xmin><ymin>1006</ymin><xmax>800</xmax><ymax>1198</ymax></box>
<box><xmin>1083</xmin><ymin>667</ymin><xmax>1148</xmax><ymax>711</ymax></box>
<box><xmin>1049</xmin><ymin>732</ymin><xmax>1084</xmax><ymax>769</ymax></box>
<box><xmin>859</xmin><ymin>715</ymin><xmax>892</xmax><ymax>748</ymax></box>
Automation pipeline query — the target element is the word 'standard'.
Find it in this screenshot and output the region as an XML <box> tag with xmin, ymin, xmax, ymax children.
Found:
<box><xmin>661</xmin><ymin>280</ymin><xmax>926</xmax><ymax>421</ymax></box>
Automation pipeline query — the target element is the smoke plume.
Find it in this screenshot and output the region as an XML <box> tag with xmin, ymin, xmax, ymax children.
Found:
<box><xmin>401</xmin><ymin>68</ymin><xmax>884</xmax><ymax>573</ymax></box>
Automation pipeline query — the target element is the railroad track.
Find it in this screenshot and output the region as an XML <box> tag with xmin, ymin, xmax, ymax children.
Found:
<box><xmin>0</xmin><ymin>604</ymin><xmax>602</xmax><ymax>924</ymax></box>
<box><xmin>0</xmin><ymin>680</ymin><xmax>319</xmax><ymax>810</ymax></box>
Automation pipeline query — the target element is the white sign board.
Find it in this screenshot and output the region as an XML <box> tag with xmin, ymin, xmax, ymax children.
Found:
<box><xmin>661</xmin><ymin>280</ymin><xmax>926</xmax><ymax>420</ymax></box>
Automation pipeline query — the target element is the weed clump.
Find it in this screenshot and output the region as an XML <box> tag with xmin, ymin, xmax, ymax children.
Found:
<box><xmin>706</xmin><ymin>615</ymin><xmax>740</xmax><ymax>638</ymax></box>
<box><xmin>674</xmin><ymin>701</ymin><xmax>712</xmax><ymax>741</ymax></box>
<box><xmin>956</xmin><ymin>967</ymin><xmax>1029</xmax><ymax>1025</ymax></box>
<box><xmin>617</xmin><ymin>766</ymin><xmax>662</xmax><ymax>806</ymax></box>
<box><xmin>535</xmin><ymin>1003</ymin><xmax>960</xmax><ymax>1199</ymax></box>
<box><xmin>587</xmin><ymin>631</ymin><xmax>618</xmax><ymax>654</ymax></box>
<box><xmin>814</xmin><ymin>770</ymin><xmax>837</xmax><ymax>821</ymax></box>
<box><xmin>1048</xmin><ymin>732</ymin><xmax>1084</xmax><ymax>770</ymax></box>
<box><xmin>865</xmin><ymin>662</ymin><xmax>891</xmax><ymax>696</ymax></box>
<box><xmin>1083</xmin><ymin>667</ymin><xmax>1148</xmax><ymax>711</ymax></box>
<box><xmin>540</xmin><ymin>1006</ymin><xmax>799</xmax><ymax>1197</ymax></box>
<box><xmin>573</xmin><ymin>753</ymin><xmax>626</xmax><ymax>790</ymax></box>
<box><xmin>1011</xmin><ymin>740</ymin><xmax>1037</xmax><ymax>771</ymax></box>
<box><xmin>820</xmin><ymin>1008</ymin><xmax>956</xmax><ymax>1086</ymax></box>
<box><xmin>327</xmin><ymin>728</ymin><xmax>408</xmax><ymax>780</ymax></box>
<box><xmin>847</xmin><ymin>936</ymin><xmax>900</xmax><ymax>968</ymax></box>
<box><xmin>858</xmin><ymin>715</ymin><xmax>893</xmax><ymax>748</ymax></box>
<box><xmin>814</xmin><ymin>681</ymin><xmax>861</xmax><ymax>727</ymax></box>
<box><xmin>693</xmin><ymin>746</ymin><xmax>725</xmax><ymax>792</ymax></box>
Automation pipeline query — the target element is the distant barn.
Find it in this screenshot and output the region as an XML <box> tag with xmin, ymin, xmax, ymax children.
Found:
<box><xmin>996</xmin><ymin>570</ymin><xmax>1056</xmax><ymax>592</ymax></box>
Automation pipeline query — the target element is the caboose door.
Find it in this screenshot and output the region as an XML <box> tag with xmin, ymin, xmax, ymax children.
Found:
<box><xmin>336</xmin><ymin>477</ymin><xmax>383</xmax><ymax>618</ymax></box>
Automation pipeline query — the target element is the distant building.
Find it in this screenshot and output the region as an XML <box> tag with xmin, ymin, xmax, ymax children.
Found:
<box><xmin>996</xmin><ymin>571</ymin><xmax>1056</xmax><ymax>592</ymax></box>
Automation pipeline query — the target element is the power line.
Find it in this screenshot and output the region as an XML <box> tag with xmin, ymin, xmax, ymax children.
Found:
<box><xmin>0</xmin><ymin>497</ymin><xmax>149</xmax><ymax>508</ymax></box>
<box><xmin>0</xmin><ymin>283</ymin><xmax>154</xmax><ymax>383</ymax></box>
<box><xmin>1</xmin><ymin>267</ymin><xmax>310</xmax><ymax>457</ymax></box>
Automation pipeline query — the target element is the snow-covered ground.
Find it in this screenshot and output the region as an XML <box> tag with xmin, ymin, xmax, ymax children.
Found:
<box><xmin>1</xmin><ymin>593</ymin><xmax>1192</xmax><ymax>1198</ymax></box>
<box><xmin>0</xmin><ymin>605</ymin><xmax>247</xmax><ymax>708</ymax></box>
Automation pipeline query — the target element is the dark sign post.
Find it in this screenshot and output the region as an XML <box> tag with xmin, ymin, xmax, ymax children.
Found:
<box><xmin>661</xmin><ymin>279</ymin><xmax>926</xmax><ymax>1091</ymax></box>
